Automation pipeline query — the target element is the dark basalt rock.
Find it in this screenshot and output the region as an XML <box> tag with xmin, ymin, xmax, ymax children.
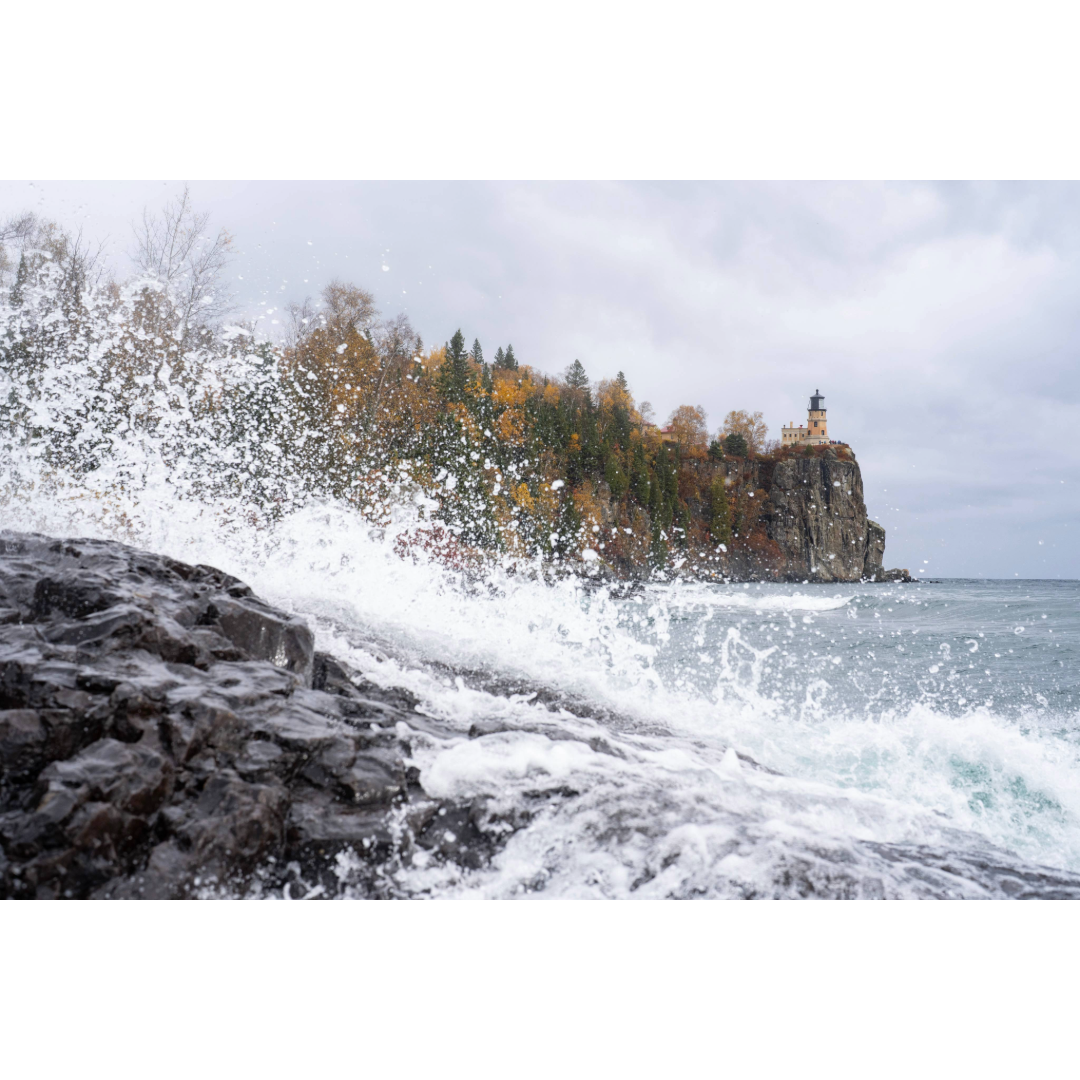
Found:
<box><xmin>0</xmin><ymin>531</ymin><xmax>485</xmax><ymax>899</ymax></box>
<box><xmin>872</xmin><ymin>567</ymin><xmax>915</xmax><ymax>583</ymax></box>
<box><xmin>759</xmin><ymin>456</ymin><xmax>883</xmax><ymax>582</ymax></box>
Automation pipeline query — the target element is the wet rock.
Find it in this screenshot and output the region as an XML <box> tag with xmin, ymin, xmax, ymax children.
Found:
<box><xmin>0</xmin><ymin>530</ymin><xmax>490</xmax><ymax>899</ymax></box>
<box><xmin>659</xmin><ymin>455</ymin><xmax>890</xmax><ymax>583</ymax></box>
<box><xmin>762</xmin><ymin>456</ymin><xmax>883</xmax><ymax>582</ymax></box>
<box><xmin>203</xmin><ymin>595</ymin><xmax>314</xmax><ymax>686</ymax></box>
<box><xmin>873</xmin><ymin>567</ymin><xmax>914</xmax><ymax>583</ymax></box>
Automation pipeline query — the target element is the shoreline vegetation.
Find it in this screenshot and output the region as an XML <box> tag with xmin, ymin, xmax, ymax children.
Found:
<box><xmin>1</xmin><ymin>192</ymin><xmax>897</xmax><ymax>583</ymax></box>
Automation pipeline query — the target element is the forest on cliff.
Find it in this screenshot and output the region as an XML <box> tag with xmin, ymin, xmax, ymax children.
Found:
<box><xmin>0</xmin><ymin>192</ymin><xmax>854</xmax><ymax>578</ymax></box>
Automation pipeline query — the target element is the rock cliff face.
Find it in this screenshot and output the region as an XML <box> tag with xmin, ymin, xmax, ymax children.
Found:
<box><xmin>0</xmin><ymin>532</ymin><xmax>502</xmax><ymax>899</ymax></box>
<box><xmin>749</xmin><ymin>454</ymin><xmax>886</xmax><ymax>583</ymax></box>
<box><xmin>613</xmin><ymin>450</ymin><xmax>890</xmax><ymax>583</ymax></box>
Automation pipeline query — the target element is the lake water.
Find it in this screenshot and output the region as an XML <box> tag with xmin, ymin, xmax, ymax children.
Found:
<box><xmin>163</xmin><ymin>507</ymin><xmax>1077</xmax><ymax>899</ymax></box>
<box><xmin>7</xmin><ymin>485</ymin><xmax>1079</xmax><ymax>898</ymax></box>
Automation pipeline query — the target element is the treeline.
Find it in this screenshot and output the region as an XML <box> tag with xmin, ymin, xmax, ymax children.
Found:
<box><xmin>0</xmin><ymin>192</ymin><xmax>846</xmax><ymax>576</ymax></box>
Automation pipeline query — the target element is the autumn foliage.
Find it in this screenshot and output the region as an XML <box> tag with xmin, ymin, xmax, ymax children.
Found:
<box><xmin>1</xmin><ymin>196</ymin><xmax>788</xmax><ymax>579</ymax></box>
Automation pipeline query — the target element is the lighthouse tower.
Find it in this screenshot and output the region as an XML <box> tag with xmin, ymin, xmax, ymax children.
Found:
<box><xmin>806</xmin><ymin>389</ymin><xmax>828</xmax><ymax>445</ymax></box>
<box><xmin>781</xmin><ymin>389</ymin><xmax>831</xmax><ymax>446</ymax></box>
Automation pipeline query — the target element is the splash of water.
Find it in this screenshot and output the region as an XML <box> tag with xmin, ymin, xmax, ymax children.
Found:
<box><xmin>5</xmin><ymin>266</ymin><xmax>1080</xmax><ymax>896</ymax></box>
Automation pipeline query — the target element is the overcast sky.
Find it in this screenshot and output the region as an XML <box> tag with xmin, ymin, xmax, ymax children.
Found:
<box><xmin>2</xmin><ymin>179</ymin><xmax>1077</xmax><ymax>579</ymax></box>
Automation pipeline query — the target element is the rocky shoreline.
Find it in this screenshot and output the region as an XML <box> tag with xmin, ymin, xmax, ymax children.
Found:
<box><xmin>1</xmin><ymin>532</ymin><xmax>1071</xmax><ymax>900</ymax></box>
<box><xmin>0</xmin><ymin>531</ymin><xmax>502</xmax><ymax>899</ymax></box>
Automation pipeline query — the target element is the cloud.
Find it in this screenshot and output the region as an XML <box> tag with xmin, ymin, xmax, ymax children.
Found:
<box><xmin>2</xmin><ymin>179</ymin><xmax>1077</xmax><ymax>577</ymax></box>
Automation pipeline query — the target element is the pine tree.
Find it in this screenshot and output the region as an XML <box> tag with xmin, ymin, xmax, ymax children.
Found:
<box><xmin>503</xmin><ymin>344</ymin><xmax>518</xmax><ymax>370</ymax></box>
<box><xmin>471</xmin><ymin>338</ymin><xmax>484</xmax><ymax>365</ymax></box>
<box><xmin>604</xmin><ymin>450</ymin><xmax>628</xmax><ymax>499</ymax></box>
<box><xmin>493</xmin><ymin>346</ymin><xmax>505</xmax><ymax>368</ymax></box>
<box><xmin>648</xmin><ymin>470</ymin><xmax>661</xmax><ymax>518</ymax></box>
<box><xmin>709</xmin><ymin>476</ymin><xmax>731</xmax><ymax>545</ymax></box>
<box><xmin>555</xmin><ymin>491</ymin><xmax>582</xmax><ymax>559</ymax></box>
<box><xmin>631</xmin><ymin>443</ymin><xmax>650</xmax><ymax>505</ymax></box>
<box><xmin>649</xmin><ymin>521</ymin><xmax>668</xmax><ymax>571</ymax></box>
<box><xmin>724</xmin><ymin>432</ymin><xmax>749</xmax><ymax>458</ymax></box>
<box><xmin>437</xmin><ymin>329</ymin><xmax>470</xmax><ymax>401</ymax></box>
<box><xmin>565</xmin><ymin>358</ymin><xmax>589</xmax><ymax>390</ymax></box>
<box><xmin>615</xmin><ymin>370</ymin><xmax>629</xmax><ymax>393</ymax></box>
<box><xmin>673</xmin><ymin>502</ymin><xmax>690</xmax><ymax>546</ymax></box>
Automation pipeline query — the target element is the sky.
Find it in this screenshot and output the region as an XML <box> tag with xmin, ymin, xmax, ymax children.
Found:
<box><xmin>2</xmin><ymin>179</ymin><xmax>1077</xmax><ymax>579</ymax></box>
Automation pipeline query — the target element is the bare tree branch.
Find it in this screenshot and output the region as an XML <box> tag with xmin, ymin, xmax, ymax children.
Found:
<box><xmin>130</xmin><ymin>185</ymin><xmax>234</xmax><ymax>345</ymax></box>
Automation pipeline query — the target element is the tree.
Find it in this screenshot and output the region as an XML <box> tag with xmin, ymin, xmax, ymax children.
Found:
<box><xmin>0</xmin><ymin>212</ymin><xmax>37</xmax><ymax>288</ymax></box>
<box><xmin>710</xmin><ymin>476</ymin><xmax>731</xmax><ymax>544</ymax></box>
<box><xmin>719</xmin><ymin>409</ymin><xmax>768</xmax><ymax>456</ymax></box>
<box><xmin>723</xmin><ymin>432</ymin><xmax>749</xmax><ymax>458</ymax></box>
<box><xmin>471</xmin><ymin>338</ymin><xmax>484</xmax><ymax>365</ymax></box>
<box><xmin>630</xmin><ymin>442</ymin><xmax>650</xmax><ymax>504</ymax></box>
<box><xmin>366</xmin><ymin>312</ymin><xmax>421</xmax><ymax>430</ymax></box>
<box><xmin>554</xmin><ymin>491</ymin><xmax>582</xmax><ymax>559</ymax></box>
<box><xmin>604</xmin><ymin>450</ymin><xmax>628</xmax><ymax>500</ymax></box>
<box><xmin>565</xmin><ymin>359</ymin><xmax>589</xmax><ymax>390</ymax></box>
<box><xmin>130</xmin><ymin>185</ymin><xmax>233</xmax><ymax>346</ymax></box>
<box><xmin>648</xmin><ymin>468</ymin><xmax>662</xmax><ymax>518</ymax></box>
<box><xmin>7</xmin><ymin>253</ymin><xmax>28</xmax><ymax>306</ymax></box>
<box><xmin>321</xmin><ymin>280</ymin><xmax>377</xmax><ymax>340</ymax></box>
<box><xmin>437</xmin><ymin>329</ymin><xmax>470</xmax><ymax>400</ymax></box>
<box><xmin>666</xmin><ymin>404</ymin><xmax>708</xmax><ymax>455</ymax></box>
<box><xmin>493</xmin><ymin>344</ymin><xmax>518</xmax><ymax>371</ymax></box>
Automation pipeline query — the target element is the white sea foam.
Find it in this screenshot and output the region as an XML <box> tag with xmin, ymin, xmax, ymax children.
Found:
<box><xmin>7</xmin><ymin>477</ymin><xmax>1080</xmax><ymax>897</ymax></box>
<box><xmin>650</xmin><ymin>582</ymin><xmax>853</xmax><ymax>614</ymax></box>
<box><xmin>7</xmin><ymin>481</ymin><xmax>1080</xmax><ymax>895</ymax></box>
<box><xmin>3</xmin><ymin>277</ymin><xmax>1078</xmax><ymax>896</ymax></box>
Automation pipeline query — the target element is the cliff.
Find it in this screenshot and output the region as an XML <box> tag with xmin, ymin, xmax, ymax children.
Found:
<box><xmin>578</xmin><ymin>447</ymin><xmax>898</xmax><ymax>584</ymax></box>
<box><xmin>734</xmin><ymin>452</ymin><xmax>886</xmax><ymax>583</ymax></box>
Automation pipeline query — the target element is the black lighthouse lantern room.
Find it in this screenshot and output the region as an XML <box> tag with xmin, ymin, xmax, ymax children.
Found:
<box><xmin>809</xmin><ymin>390</ymin><xmax>825</xmax><ymax>411</ymax></box>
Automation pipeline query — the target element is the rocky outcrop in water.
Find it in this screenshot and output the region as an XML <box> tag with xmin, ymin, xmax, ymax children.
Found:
<box><xmin>598</xmin><ymin>448</ymin><xmax>902</xmax><ymax>583</ymax></box>
<box><xmin>0</xmin><ymin>531</ymin><xmax>492</xmax><ymax>899</ymax></box>
<box><xmin>747</xmin><ymin>452</ymin><xmax>888</xmax><ymax>583</ymax></box>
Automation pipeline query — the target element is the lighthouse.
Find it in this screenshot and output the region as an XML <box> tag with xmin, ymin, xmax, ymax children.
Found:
<box><xmin>781</xmin><ymin>390</ymin><xmax>831</xmax><ymax>447</ymax></box>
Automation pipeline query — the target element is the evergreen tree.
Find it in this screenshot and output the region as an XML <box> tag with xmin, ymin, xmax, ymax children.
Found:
<box><xmin>709</xmin><ymin>476</ymin><xmax>731</xmax><ymax>545</ymax></box>
<box><xmin>673</xmin><ymin>502</ymin><xmax>690</xmax><ymax>546</ymax></box>
<box><xmin>493</xmin><ymin>346</ymin><xmax>505</xmax><ymax>368</ymax></box>
<box><xmin>649</xmin><ymin>520</ymin><xmax>668</xmax><ymax>571</ymax></box>
<box><xmin>631</xmin><ymin>443</ymin><xmax>650</xmax><ymax>505</ymax></box>
<box><xmin>554</xmin><ymin>491</ymin><xmax>582</xmax><ymax>559</ymax></box>
<box><xmin>615</xmin><ymin>370</ymin><xmax>629</xmax><ymax>393</ymax></box>
<box><xmin>437</xmin><ymin>329</ymin><xmax>470</xmax><ymax>401</ymax></box>
<box><xmin>471</xmin><ymin>338</ymin><xmax>484</xmax><ymax>366</ymax></box>
<box><xmin>723</xmin><ymin>432</ymin><xmax>749</xmax><ymax>458</ymax></box>
<box><xmin>707</xmin><ymin>438</ymin><xmax>724</xmax><ymax>462</ymax></box>
<box><xmin>565</xmin><ymin>358</ymin><xmax>589</xmax><ymax>390</ymax></box>
<box><xmin>648</xmin><ymin>470</ymin><xmax>662</xmax><ymax>519</ymax></box>
<box><xmin>610</xmin><ymin>400</ymin><xmax>632</xmax><ymax>447</ymax></box>
<box><xmin>504</xmin><ymin>343</ymin><xmax>518</xmax><ymax>370</ymax></box>
<box><xmin>604</xmin><ymin>450</ymin><xmax>628</xmax><ymax>500</ymax></box>
<box><xmin>657</xmin><ymin>444</ymin><xmax>679</xmax><ymax>503</ymax></box>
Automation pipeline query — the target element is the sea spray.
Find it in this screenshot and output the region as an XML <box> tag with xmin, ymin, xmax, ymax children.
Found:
<box><xmin>4</xmin><ymin>234</ymin><xmax>1080</xmax><ymax>896</ymax></box>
